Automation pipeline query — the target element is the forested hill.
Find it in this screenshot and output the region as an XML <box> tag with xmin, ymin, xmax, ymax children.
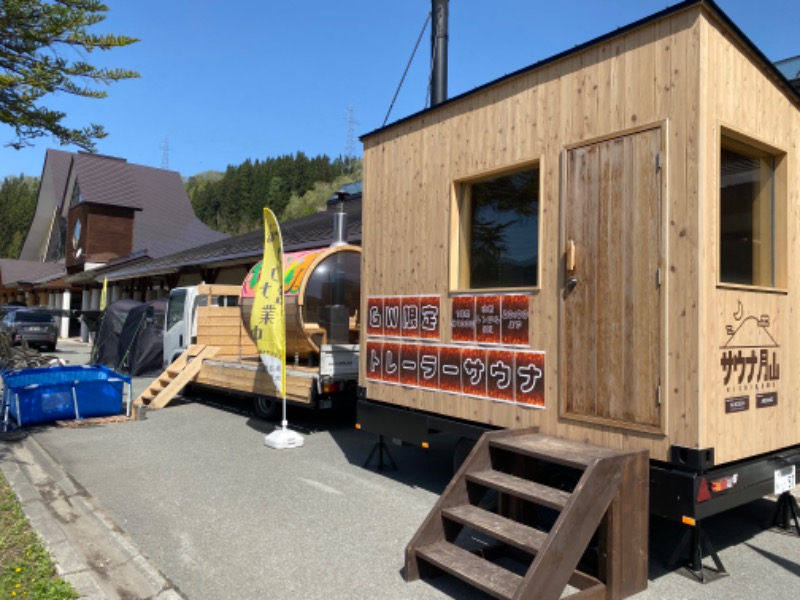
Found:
<box><xmin>186</xmin><ymin>153</ymin><xmax>362</xmax><ymax>234</ymax></box>
<box><xmin>0</xmin><ymin>175</ymin><xmax>38</xmax><ymax>259</ymax></box>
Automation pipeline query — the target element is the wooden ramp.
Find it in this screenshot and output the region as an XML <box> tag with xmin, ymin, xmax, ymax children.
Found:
<box><xmin>134</xmin><ymin>345</ymin><xmax>219</xmax><ymax>410</ymax></box>
<box><xmin>406</xmin><ymin>429</ymin><xmax>649</xmax><ymax>600</ymax></box>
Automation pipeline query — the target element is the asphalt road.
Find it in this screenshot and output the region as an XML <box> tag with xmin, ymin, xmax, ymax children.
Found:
<box><xmin>2</xmin><ymin>339</ymin><xmax>799</xmax><ymax>599</ymax></box>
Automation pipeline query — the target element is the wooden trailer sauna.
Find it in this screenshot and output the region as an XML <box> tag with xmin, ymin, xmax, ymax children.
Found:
<box><xmin>357</xmin><ymin>1</ymin><xmax>799</xmax><ymax>597</ymax></box>
<box><xmin>137</xmin><ymin>243</ymin><xmax>362</xmax><ymax>416</ymax></box>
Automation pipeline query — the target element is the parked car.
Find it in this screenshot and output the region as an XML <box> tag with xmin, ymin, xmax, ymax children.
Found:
<box><xmin>0</xmin><ymin>303</ymin><xmax>25</xmax><ymax>320</ymax></box>
<box><xmin>0</xmin><ymin>310</ymin><xmax>58</xmax><ymax>351</ymax></box>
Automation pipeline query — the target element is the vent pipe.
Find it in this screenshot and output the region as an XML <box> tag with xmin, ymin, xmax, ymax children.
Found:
<box><xmin>431</xmin><ymin>0</ymin><xmax>448</xmax><ymax>106</ymax></box>
<box><xmin>331</xmin><ymin>192</ymin><xmax>348</xmax><ymax>247</ymax></box>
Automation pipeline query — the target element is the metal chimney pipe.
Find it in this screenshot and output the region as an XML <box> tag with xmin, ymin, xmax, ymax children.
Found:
<box><xmin>331</xmin><ymin>192</ymin><xmax>348</xmax><ymax>247</ymax></box>
<box><xmin>431</xmin><ymin>0</ymin><xmax>448</xmax><ymax>106</ymax></box>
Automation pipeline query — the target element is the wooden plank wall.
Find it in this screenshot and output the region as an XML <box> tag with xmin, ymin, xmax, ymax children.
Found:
<box><xmin>196</xmin><ymin>306</ymin><xmax>256</xmax><ymax>358</ymax></box>
<box><xmin>193</xmin><ymin>362</ymin><xmax>314</xmax><ymax>405</ymax></box>
<box><xmin>361</xmin><ymin>8</ymin><xmax>706</xmax><ymax>461</ymax></box>
<box><xmin>698</xmin><ymin>14</ymin><xmax>800</xmax><ymax>463</ymax></box>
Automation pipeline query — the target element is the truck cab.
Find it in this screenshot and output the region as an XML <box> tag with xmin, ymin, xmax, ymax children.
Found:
<box><xmin>163</xmin><ymin>285</ymin><xmax>238</xmax><ymax>366</ymax></box>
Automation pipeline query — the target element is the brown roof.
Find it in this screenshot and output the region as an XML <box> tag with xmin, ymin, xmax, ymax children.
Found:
<box><xmin>42</xmin><ymin>149</ymin><xmax>73</xmax><ymax>198</ymax></box>
<box><xmin>0</xmin><ymin>259</ymin><xmax>65</xmax><ymax>287</ymax></box>
<box><xmin>69</xmin><ymin>153</ymin><xmax>142</xmax><ymax>210</ymax></box>
<box><xmin>94</xmin><ymin>194</ymin><xmax>362</xmax><ymax>283</ymax></box>
<box><xmin>63</xmin><ymin>152</ymin><xmax>228</xmax><ymax>259</ymax></box>
<box><xmin>127</xmin><ymin>164</ymin><xmax>228</xmax><ymax>258</ymax></box>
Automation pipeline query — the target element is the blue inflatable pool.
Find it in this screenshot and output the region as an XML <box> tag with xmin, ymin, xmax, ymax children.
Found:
<box><xmin>2</xmin><ymin>365</ymin><xmax>131</xmax><ymax>429</ymax></box>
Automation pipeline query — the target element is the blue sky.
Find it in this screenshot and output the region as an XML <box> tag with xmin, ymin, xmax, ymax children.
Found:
<box><xmin>2</xmin><ymin>0</ymin><xmax>798</xmax><ymax>179</ymax></box>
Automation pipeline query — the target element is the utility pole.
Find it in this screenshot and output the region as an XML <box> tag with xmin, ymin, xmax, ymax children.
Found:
<box><xmin>344</xmin><ymin>106</ymin><xmax>358</xmax><ymax>174</ymax></box>
<box><xmin>161</xmin><ymin>137</ymin><xmax>170</xmax><ymax>170</ymax></box>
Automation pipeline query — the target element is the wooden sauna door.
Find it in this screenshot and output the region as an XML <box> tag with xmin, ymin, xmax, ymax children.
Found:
<box><xmin>563</xmin><ymin>128</ymin><xmax>663</xmax><ymax>431</ymax></box>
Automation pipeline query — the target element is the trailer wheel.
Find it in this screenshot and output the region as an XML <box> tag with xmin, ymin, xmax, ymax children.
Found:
<box><xmin>253</xmin><ymin>396</ymin><xmax>280</xmax><ymax>420</ymax></box>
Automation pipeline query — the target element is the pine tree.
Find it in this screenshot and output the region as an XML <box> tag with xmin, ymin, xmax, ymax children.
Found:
<box><xmin>0</xmin><ymin>0</ymin><xmax>139</xmax><ymax>150</ymax></box>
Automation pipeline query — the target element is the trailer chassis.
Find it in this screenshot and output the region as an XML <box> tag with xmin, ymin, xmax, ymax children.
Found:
<box><xmin>356</xmin><ymin>392</ymin><xmax>800</xmax><ymax>580</ymax></box>
<box><xmin>650</xmin><ymin>444</ymin><xmax>800</xmax><ymax>580</ymax></box>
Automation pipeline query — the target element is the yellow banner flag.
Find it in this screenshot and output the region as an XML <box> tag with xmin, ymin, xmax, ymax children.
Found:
<box><xmin>100</xmin><ymin>277</ymin><xmax>108</xmax><ymax>311</ymax></box>
<box><xmin>250</xmin><ymin>208</ymin><xmax>285</xmax><ymax>396</ymax></box>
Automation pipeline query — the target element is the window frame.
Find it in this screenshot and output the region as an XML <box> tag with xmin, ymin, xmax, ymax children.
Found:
<box><xmin>717</xmin><ymin>128</ymin><xmax>787</xmax><ymax>292</ymax></box>
<box><xmin>450</xmin><ymin>162</ymin><xmax>543</xmax><ymax>293</ymax></box>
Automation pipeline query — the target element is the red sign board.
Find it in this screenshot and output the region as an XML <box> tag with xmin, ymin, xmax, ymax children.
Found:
<box><xmin>501</xmin><ymin>294</ymin><xmax>529</xmax><ymax>346</ymax></box>
<box><xmin>366</xmin><ymin>341</ymin><xmax>545</xmax><ymax>408</ymax></box>
<box><xmin>366</xmin><ymin>341</ymin><xmax>383</xmax><ymax>380</ymax></box>
<box><xmin>452</xmin><ymin>296</ymin><xmax>476</xmax><ymax>343</ymax></box>
<box><xmin>476</xmin><ymin>295</ymin><xmax>502</xmax><ymax>344</ymax></box>
<box><xmin>400</xmin><ymin>297</ymin><xmax>420</xmax><ymax>339</ymax></box>
<box><xmin>514</xmin><ymin>351</ymin><xmax>545</xmax><ymax>407</ymax></box>
<box><xmin>399</xmin><ymin>343</ymin><xmax>420</xmax><ymax>387</ymax></box>
<box><xmin>439</xmin><ymin>346</ymin><xmax>462</xmax><ymax>394</ymax></box>
<box><xmin>382</xmin><ymin>297</ymin><xmax>402</xmax><ymax>338</ymax></box>
<box><xmin>418</xmin><ymin>345</ymin><xmax>440</xmax><ymax>389</ymax></box>
<box><xmin>452</xmin><ymin>294</ymin><xmax>530</xmax><ymax>346</ymax></box>
<box><xmin>487</xmin><ymin>349</ymin><xmax>516</xmax><ymax>402</ymax></box>
<box><xmin>367</xmin><ymin>297</ymin><xmax>384</xmax><ymax>337</ymax></box>
<box><xmin>419</xmin><ymin>296</ymin><xmax>441</xmax><ymax>340</ymax></box>
<box><xmin>366</xmin><ymin>294</ymin><xmax>541</xmax><ymax>408</ymax></box>
<box><xmin>367</xmin><ymin>295</ymin><xmax>441</xmax><ymax>341</ymax></box>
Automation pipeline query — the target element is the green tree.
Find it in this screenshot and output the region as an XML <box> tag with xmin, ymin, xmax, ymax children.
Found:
<box><xmin>282</xmin><ymin>170</ymin><xmax>362</xmax><ymax>221</ymax></box>
<box><xmin>186</xmin><ymin>154</ymin><xmax>363</xmax><ymax>234</ymax></box>
<box><xmin>0</xmin><ymin>0</ymin><xmax>139</xmax><ymax>151</ymax></box>
<box><xmin>0</xmin><ymin>174</ymin><xmax>37</xmax><ymax>258</ymax></box>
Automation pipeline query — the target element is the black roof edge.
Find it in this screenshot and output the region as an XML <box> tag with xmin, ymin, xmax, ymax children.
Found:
<box><xmin>361</xmin><ymin>0</ymin><xmax>800</xmax><ymax>141</ymax></box>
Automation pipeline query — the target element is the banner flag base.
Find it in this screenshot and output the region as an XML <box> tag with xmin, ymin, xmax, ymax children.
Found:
<box><xmin>265</xmin><ymin>423</ymin><xmax>304</xmax><ymax>450</ymax></box>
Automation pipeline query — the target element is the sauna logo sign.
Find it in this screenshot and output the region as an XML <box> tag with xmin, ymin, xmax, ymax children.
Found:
<box><xmin>366</xmin><ymin>295</ymin><xmax>544</xmax><ymax>408</ymax></box>
<box><xmin>720</xmin><ymin>301</ymin><xmax>780</xmax><ymax>412</ymax></box>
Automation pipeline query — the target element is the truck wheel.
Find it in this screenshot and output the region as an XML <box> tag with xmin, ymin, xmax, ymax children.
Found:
<box><xmin>253</xmin><ymin>396</ymin><xmax>280</xmax><ymax>420</ymax></box>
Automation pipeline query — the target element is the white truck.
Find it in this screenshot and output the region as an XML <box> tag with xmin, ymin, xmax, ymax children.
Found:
<box><xmin>163</xmin><ymin>281</ymin><xmax>360</xmax><ymax>419</ymax></box>
<box><xmin>163</xmin><ymin>284</ymin><xmax>238</xmax><ymax>366</ymax></box>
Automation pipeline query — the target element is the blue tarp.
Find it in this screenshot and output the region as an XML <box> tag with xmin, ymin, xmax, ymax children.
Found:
<box><xmin>2</xmin><ymin>365</ymin><xmax>131</xmax><ymax>429</ymax></box>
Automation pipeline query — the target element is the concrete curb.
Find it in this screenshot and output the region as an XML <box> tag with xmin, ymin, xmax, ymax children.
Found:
<box><xmin>0</xmin><ymin>434</ymin><xmax>183</xmax><ymax>600</ymax></box>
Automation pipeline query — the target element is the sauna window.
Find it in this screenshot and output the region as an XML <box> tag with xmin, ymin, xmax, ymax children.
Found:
<box><xmin>719</xmin><ymin>138</ymin><xmax>778</xmax><ymax>287</ymax></box>
<box><xmin>455</xmin><ymin>167</ymin><xmax>540</xmax><ymax>290</ymax></box>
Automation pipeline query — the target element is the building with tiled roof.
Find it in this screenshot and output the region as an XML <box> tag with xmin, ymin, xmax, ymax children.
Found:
<box><xmin>3</xmin><ymin>150</ymin><xmax>228</xmax><ymax>339</ymax></box>
<box><xmin>0</xmin><ymin>259</ymin><xmax>65</xmax><ymax>299</ymax></box>
<box><xmin>73</xmin><ymin>187</ymin><xmax>362</xmax><ymax>290</ymax></box>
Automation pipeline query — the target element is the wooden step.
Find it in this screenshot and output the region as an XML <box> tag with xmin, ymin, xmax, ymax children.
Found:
<box><xmin>442</xmin><ymin>504</ymin><xmax>547</xmax><ymax>555</ymax></box>
<box><xmin>416</xmin><ymin>541</ymin><xmax>520</xmax><ymax>600</ymax></box>
<box><xmin>467</xmin><ymin>469</ymin><xmax>571</xmax><ymax>511</ymax></box>
<box><xmin>406</xmin><ymin>429</ymin><xmax>649</xmax><ymax>599</ymax></box>
<box><xmin>490</xmin><ymin>433</ymin><xmax>622</xmax><ymax>470</ymax></box>
<box><xmin>146</xmin><ymin>345</ymin><xmax>219</xmax><ymax>409</ymax></box>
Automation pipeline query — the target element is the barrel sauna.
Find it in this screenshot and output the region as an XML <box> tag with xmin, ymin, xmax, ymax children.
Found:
<box><xmin>240</xmin><ymin>245</ymin><xmax>362</xmax><ymax>361</ymax></box>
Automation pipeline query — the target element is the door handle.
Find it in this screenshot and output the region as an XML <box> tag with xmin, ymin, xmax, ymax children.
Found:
<box><xmin>566</xmin><ymin>239</ymin><xmax>576</xmax><ymax>275</ymax></box>
<box><xmin>564</xmin><ymin>240</ymin><xmax>578</xmax><ymax>298</ymax></box>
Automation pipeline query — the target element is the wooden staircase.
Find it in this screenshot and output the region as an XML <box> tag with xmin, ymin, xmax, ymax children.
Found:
<box><xmin>406</xmin><ymin>428</ymin><xmax>649</xmax><ymax>600</ymax></box>
<box><xmin>134</xmin><ymin>345</ymin><xmax>219</xmax><ymax>410</ymax></box>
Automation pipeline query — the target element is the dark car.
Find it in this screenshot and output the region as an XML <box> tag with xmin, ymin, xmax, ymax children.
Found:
<box><xmin>0</xmin><ymin>310</ymin><xmax>59</xmax><ymax>351</ymax></box>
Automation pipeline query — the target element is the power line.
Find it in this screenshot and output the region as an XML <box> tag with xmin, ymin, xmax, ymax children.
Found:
<box><xmin>383</xmin><ymin>11</ymin><xmax>431</xmax><ymax>127</ymax></box>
